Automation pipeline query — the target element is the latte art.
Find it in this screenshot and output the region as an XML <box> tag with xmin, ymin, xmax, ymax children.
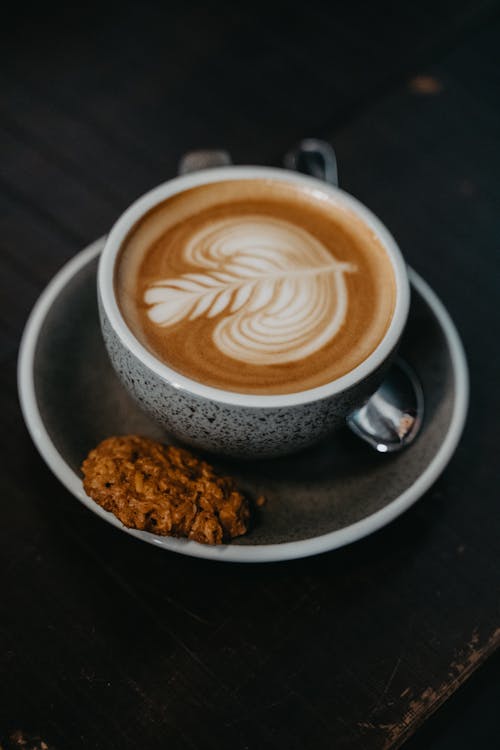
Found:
<box><xmin>116</xmin><ymin>179</ymin><xmax>397</xmax><ymax>394</ymax></box>
<box><xmin>144</xmin><ymin>216</ymin><xmax>356</xmax><ymax>365</ymax></box>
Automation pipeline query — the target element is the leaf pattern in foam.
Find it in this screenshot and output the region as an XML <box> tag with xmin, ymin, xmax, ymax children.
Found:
<box><xmin>144</xmin><ymin>216</ymin><xmax>356</xmax><ymax>365</ymax></box>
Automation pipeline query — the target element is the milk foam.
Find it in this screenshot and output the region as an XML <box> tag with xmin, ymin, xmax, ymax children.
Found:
<box><xmin>144</xmin><ymin>216</ymin><xmax>356</xmax><ymax>365</ymax></box>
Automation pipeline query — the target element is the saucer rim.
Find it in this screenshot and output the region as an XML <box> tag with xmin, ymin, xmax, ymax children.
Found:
<box><xmin>17</xmin><ymin>238</ymin><xmax>469</xmax><ymax>563</ymax></box>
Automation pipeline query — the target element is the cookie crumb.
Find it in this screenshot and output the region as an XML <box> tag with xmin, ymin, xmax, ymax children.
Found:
<box><xmin>81</xmin><ymin>436</ymin><xmax>251</xmax><ymax>544</ymax></box>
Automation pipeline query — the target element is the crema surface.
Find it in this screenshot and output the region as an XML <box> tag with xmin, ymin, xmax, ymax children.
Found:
<box><xmin>116</xmin><ymin>180</ymin><xmax>396</xmax><ymax>394</ymax></box>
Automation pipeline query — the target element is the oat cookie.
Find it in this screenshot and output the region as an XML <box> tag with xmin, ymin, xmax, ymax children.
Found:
<box><xmin>81</xmin><ymin>435</ymin><xmax>250</xmax><ymax>544</ymax></box>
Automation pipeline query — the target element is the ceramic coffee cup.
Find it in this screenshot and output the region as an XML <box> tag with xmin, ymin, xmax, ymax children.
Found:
<box><xmin>98</xmin><ymin>166</ymin><xmax>410</xmax><ymax>458</ymax></box>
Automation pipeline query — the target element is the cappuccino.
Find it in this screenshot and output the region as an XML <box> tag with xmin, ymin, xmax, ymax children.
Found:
<box><xmin>116</xmin><ymin>179</ymin><xmax>396</xmax><ymax>395</ymax></box>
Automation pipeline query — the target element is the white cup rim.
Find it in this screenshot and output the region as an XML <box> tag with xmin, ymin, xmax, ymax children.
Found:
<box><xmin>98</xmin><ymin>166</ymin><xmax>410</xmax><ymax>407</ymax></box>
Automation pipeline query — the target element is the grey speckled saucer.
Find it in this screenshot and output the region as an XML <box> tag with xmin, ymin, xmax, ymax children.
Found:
<box><xmin>18</xmin><ymin>239</ymin><xmax>468</xmax><ymax>562</ymax></box>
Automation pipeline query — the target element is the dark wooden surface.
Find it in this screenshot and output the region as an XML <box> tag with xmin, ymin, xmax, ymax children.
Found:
<box><xmin>1</xmin><ymin>3</ymin><xmax>500</xmax><ymax>748</ymax></box>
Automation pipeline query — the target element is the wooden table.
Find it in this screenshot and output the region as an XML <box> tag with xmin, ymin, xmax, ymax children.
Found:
<box><xmin>1</xmin><ymin>3</ymin><xmax>499</xmax><ymax>748</ymax></box>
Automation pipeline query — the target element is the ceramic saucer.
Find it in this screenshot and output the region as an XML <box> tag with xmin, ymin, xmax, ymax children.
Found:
<box><xmin>18</xmin><ymin>238</ymin><xmax>468</xmax><ymax>562</ymax></box>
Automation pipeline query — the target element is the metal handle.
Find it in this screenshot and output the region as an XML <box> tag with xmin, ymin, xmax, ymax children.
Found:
<box><xmin>283</xmin><ymin>138</ymin><xmax>338</xmax><ymax>186</ymax></box>
<box><xmin>178</xmin><ymin>150</ymin><xmax>232</xmax><ymax>175</ymax></box>
<box><xmin>179</xmin><ymin>142</ymin><xmax>337</xmax><ymax>186</ymax></box>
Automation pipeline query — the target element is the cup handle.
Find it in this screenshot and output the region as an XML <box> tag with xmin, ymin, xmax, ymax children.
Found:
<box><xmin>283</xmin><ymin>138</ymin><xmax>338</xmax><ymax>187</ymax></box>
<box><xmin>178</xmin><ymin>150</ymin><xmax>232</xmax><ymax>175</ymax></box>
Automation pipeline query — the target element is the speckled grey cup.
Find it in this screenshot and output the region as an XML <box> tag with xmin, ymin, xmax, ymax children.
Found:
<box><xmin>98</xmin><ymin>167</ymin><xmax>410</xmax><ymax>458</ymax></box>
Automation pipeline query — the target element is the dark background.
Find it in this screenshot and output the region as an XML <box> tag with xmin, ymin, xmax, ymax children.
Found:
<box><xmin>1</xmin><ymin>2</ymin><xmax>499</xmax><ymax>748</ymax></box>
